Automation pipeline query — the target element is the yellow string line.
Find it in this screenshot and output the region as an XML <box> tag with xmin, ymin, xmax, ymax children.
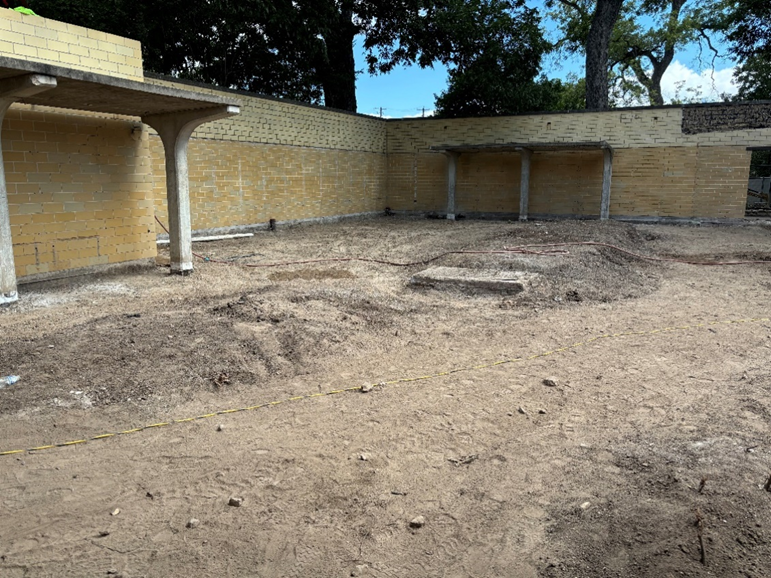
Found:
<box><xmin>1</xmin><ymin>316</ymin><xmax>767</xmax><ymax>457</ymax></box>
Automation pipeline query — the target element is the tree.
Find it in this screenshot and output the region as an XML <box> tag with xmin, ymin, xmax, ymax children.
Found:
<box><xmin>360</xmin><ymin>0</ymin><xmax>554</xmax><ymax>117</ymax></box>
<box><xmin>719</xmin><ymin>0</ymin><xmax>771</xmax><ymax>100</ymax></box>
<box><xmin>612</xmin><ymin>0</ymin><xmax>689</xmax><ymax>105</ymax></box>
<box><xmin>550</xmin><ymin>0</ymin><xmax>717</xmax><ymax>107</ymax></box>
<box><xmin>548</xmin><ymin>0</ymin><xmax>625</xmax><ymax>109</ymax></box>
<box><xmin>585</xmin><ymin>0</ymin><xmax>625</xmax><ymax>109</ymax></box>
<box><xmin>30</xmin><ymin>0</ymin><xmax>325</xmax><ymax>102</ymax></box>
<box><xmin>29</xmin><ymin>0</ymin><xmax>554</xmax><ymax>115</ymax></box>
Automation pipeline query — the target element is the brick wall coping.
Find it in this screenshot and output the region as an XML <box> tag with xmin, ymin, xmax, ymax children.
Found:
<box><xmin>0</xmin><ymin>55</ymin><xmax>240</xmax><ymax>117</ymax></box>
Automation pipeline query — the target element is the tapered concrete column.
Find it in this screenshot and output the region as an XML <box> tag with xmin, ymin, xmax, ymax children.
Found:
<box><xmin>600</xmin><ymin>147</ymin><xmax>613</xmax><ymax>220</ymax></box>
<box><xmin>445</xmin><ymin>151</ymin><xmax>460</xmax><ymax>220</ymax></box>
<box><xmin>0</xmin><ymin>74</ymin><xmax>57</xmax><ymax>305</ymax></box>
<box><xmin>518</xmin><ymin>148</ymin><xmax>532</xmax><ymax>222</ymax></box>
<box><xmin>143</xmin><ymin>105</ymin><xmax>239</xmax><ymax>274</ymax></box>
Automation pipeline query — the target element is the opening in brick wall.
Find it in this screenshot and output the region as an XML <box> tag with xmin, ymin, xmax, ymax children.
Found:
<box><xmin>746</xmin><ymin>149</ymin><xmax>771</xmax><ymax>217</ymax></box>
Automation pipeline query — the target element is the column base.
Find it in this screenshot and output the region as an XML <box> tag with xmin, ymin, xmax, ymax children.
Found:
<box><xmin>170</xmin><ymin>262</ymin><xmax>194</xmax><ymax>275</ymax></box>
<box><xmin>446</xmin><ymin>213</ymin><xmax>456</xmax><ymax>221</ymax></box>
<box><xmin>0</xmin><ymin>290</ymin><xmax>18</xmax><ymax>305</ymax></box>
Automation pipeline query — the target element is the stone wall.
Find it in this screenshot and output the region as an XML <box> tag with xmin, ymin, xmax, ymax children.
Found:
<box><xmin>682</xmin><ymin>102</ymin><xmax>771</xmax><ymax>135</ymax></box>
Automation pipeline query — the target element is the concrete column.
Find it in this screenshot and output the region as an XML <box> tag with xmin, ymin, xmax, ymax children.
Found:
<box><xmin>143</xmin><ymin>105</ymin><xmax>239</xmax><ymax>274</ymax></box>
<box><xmin>518</xmin><ymin>148</ymin><xmax>532</xmax><ymax>222</ymax></box>
<box><xmin>600</xmin><ymin>147</ymin><xmax>614</xmax><ymax>220</ymax></box>
<box><xmin>0</xmin><ymin>74</ymin><xmax>57</xmax><ymax>305</ymax></box>
<box><xmin>445</xmin><ymin>151</ymin><xmax>460</xmax><ymax>220</ymax></box>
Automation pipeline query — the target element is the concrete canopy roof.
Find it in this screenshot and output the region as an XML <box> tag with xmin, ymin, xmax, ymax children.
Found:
<box><xmin>430</xmin><ymin>141</ymin><xmax>612</xmax><ymax>153</ymax></box>
<box><xmin>0</xmin><ymin>55</ymin><xmax>240</xmax><ymax>117</ymax></box>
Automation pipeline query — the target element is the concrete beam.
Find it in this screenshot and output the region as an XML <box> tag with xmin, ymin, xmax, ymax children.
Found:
<box><xmin>0</xmin><ymin>74</ymin><xmax>57</xmax><ymax>305</ymax></box>
<box><xmin>143</xmin><ymin>105</ymin><xmax>240</xmax><ymax>274</ymax></box>
<box><xmin>518</xmin><ymin>148</ymin><xmax>532</xmax><ymax>222</ymax></box>
<box><xmin>600</xmin><ymin>148</ymin><xmax>613</xmax><ymax>220</ymax></box>
<box><xmin>445</xmin><ymin>151</ymin><xmax>460</xmax><ymax>220</ymax></box>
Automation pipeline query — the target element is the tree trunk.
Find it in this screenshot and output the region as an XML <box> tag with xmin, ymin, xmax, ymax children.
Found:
<box><xmin>585</xmin><ymin>0</ymin><xmax>624</xmax><ymax>110</ymax></box>
<box><xmin>321</xmin><ymin>5</ymin><xmax>358</xmax><ymax>112</ymax></box>
<box><xmin>630</xmin><ymin>0</ymin><xmax>685</xmax><ymax>106</ymax></box>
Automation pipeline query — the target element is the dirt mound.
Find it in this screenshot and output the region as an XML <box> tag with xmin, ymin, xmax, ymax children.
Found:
<box><xmin>0</xmin><ymin>283</ymin><xmax>415</xmax><ymax>414</ymax></box>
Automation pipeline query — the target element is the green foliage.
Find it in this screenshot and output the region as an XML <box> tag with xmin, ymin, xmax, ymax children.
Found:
<box><xmin>718</xmin><ymin>0</ymin><xmax>771</xmax><ymax>100</ymax></box>
<box><xmin>435</xmin><ymin>73</ymin><xmax>585</xmax><ymax>118</ymax></box>
<box><xmin>362</xmin><ymin>0</ymin><xmax>553</xmax><ymax>117</ymax></box>
<box><xmin>29</xmin><ymin>0</ymin><xmax>555</xmax><ymax>115</ymax></box>
<box><xmin>553</xmin><ymin>74</ymin><xmax>588</xmax><ymax>110</ymax></box>
<box><xmin>548</xmin><ymin>0</ymin><xmax>718</xmax><ymax>105</ymax></box>
<box><xmin>30</xmin><ymin>0</ymin><xmax>326</xmax><ymax>102</ymax></box>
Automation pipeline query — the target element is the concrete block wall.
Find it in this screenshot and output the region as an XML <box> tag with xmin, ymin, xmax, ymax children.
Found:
<box><xmin>0</xmin><ymin>9</ymin><xmax>144</xmax><ymax>81</ymax></box>
<box><xmin>385</xmin><ymin>107</ymin><xmax>770</xmax><ymax>219</ymax></box>
<box><xmin>3</xmin><ymin>106</ymin><xmax>155</xmax><ymax>279</ymax></box>
<box><xmin>145</xmin><ymin>77</ymin><xmax>387</xmax><ymax>232</ymax></box>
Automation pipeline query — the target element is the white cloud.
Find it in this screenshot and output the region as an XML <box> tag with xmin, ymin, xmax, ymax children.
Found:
<box><xmin>660</xmin><ymin>61</ymin><xmax>737</xmax><ymax>103</ymax></box>
<box><xmin>401</xmin><ymin>110</ymin><xmax>436</xmax><ymax>118</ymax></box>
<box><xmin>377</xmin><ymin>110</ymin><xmax>435</xmax><ymax>120</ymax></box>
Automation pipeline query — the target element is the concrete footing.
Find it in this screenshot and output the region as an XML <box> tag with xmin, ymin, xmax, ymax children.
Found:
<box><xmin>410</xmin><ymin>266</ymin><xmax>537</xmax><ymax>294</ymax></box>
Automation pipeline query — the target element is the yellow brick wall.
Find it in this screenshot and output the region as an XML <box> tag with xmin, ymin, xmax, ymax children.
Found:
<box><xmin>0</xmin><ymin>9</ymin><xmax>143</xmax><ymax>81</ymax></box>
<box><xmin>144</xmin><ymin>77</ymin><xmax>385</xmax><ymax>152</ymax></box>
<box><xmin>147</xmin><ymin>78</ymin><xmax>389</xmax><ymax>233</ymax></box>
<box><xmin>386</xmin><ymin>108</ymin><xmax>771</xmax><ymax>153</ymax></box>
<box><xmin>388</xmin><ymin>150</ymin><xmax>605</xmax><ymax>216</ymax></box>
<box><xmin>3</xmin><ymin>106</ymin><xmax>155</xmax><ymax>279</ymax></box>
<box><xmin>3</xmin><ymin>69</ymin><xmax>761</xmax><ymax>286</ymax></box>
<box><xmin>693</xmin><ymin>146</ymin><xmax>752</xmax><ymax>219</ymax></box>
<box><xmin>385</xmin><ymin>109</ymin><xmax>763</xmax><ymax>218</ymax></box>
<box><xmin>151</xmin><ymin>136</ymin><xmax>387</xmax><ymax>231</ymax></box>
<box><xmin>529</xmin><ymin>151</ymin><xmax>604</xmax><ymax>216</ymax></box>
<box><xmin>456</xmin><ymin>152</ymin><xmax>521</xmax><ymax>214</ymax></box>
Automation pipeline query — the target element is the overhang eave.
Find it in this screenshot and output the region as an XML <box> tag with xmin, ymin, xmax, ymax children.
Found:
<box><xmin>430</xmin><ymin>141</ymin><xmax>612</xmax><ymax>154</ymax></box>
<box><xmin>0</xmin><ymin>55</ymin><xmax>240</xmax><ymax>117</ymax></box>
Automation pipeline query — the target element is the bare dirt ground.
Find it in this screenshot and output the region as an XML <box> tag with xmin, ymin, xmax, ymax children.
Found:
<box><xmin>1</xmin><ymin>216</ymin><xmax>771</xmax><ymax>578</ymax></box>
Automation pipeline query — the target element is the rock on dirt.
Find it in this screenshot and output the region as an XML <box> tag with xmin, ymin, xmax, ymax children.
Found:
<box><xmin>543</xmin><ymin>377</ymin><xmax>558</xmax><ymax>387</ymax></box>
<box><xmin>410</xmin><ymin>515</ymin><xmax>426</xmax><ymax>529</ymax></box>
<box><xmin>186</xmin><ymin>518</ymin><xmax>200</xmax><ymax>529</ymax></box>
<box><xmin>228</xmin><ymin>497</ymin><xmax>243</xmax><ymax>507</ymax></box>
<box><xmin>361</xmin><ymin>383</ymin><xmax>374</xmax><ymax>393</ymax></box>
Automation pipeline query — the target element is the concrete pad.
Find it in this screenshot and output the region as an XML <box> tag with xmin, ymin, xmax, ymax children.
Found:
<box><xmin>410</xmin><ymin>266</ymin><xmax>537</xmax><ymax>294</ymax></box>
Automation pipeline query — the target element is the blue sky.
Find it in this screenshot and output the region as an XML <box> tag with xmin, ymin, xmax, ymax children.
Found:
<box><xmin>353</xmin><ymin>2</ymin><xmax>739</xmax><ymax>117</ymax></box>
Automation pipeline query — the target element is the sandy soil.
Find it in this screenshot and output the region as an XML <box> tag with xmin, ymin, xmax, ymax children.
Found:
<box><xmin>1</xmin><ymin>216</ymin><xmax>771</xmax><ymax>578</ymax></box>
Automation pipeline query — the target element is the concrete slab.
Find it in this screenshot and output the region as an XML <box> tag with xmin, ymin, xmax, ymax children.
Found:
<box><xmin>0</xmin><ymin>55</ymin><xmax>241</xmax><ymax>117</ymax></box>
<box><xmin>410</xmin><ymin>266</ymin><xmax>537</xmax><ymax>294</ymax></box>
